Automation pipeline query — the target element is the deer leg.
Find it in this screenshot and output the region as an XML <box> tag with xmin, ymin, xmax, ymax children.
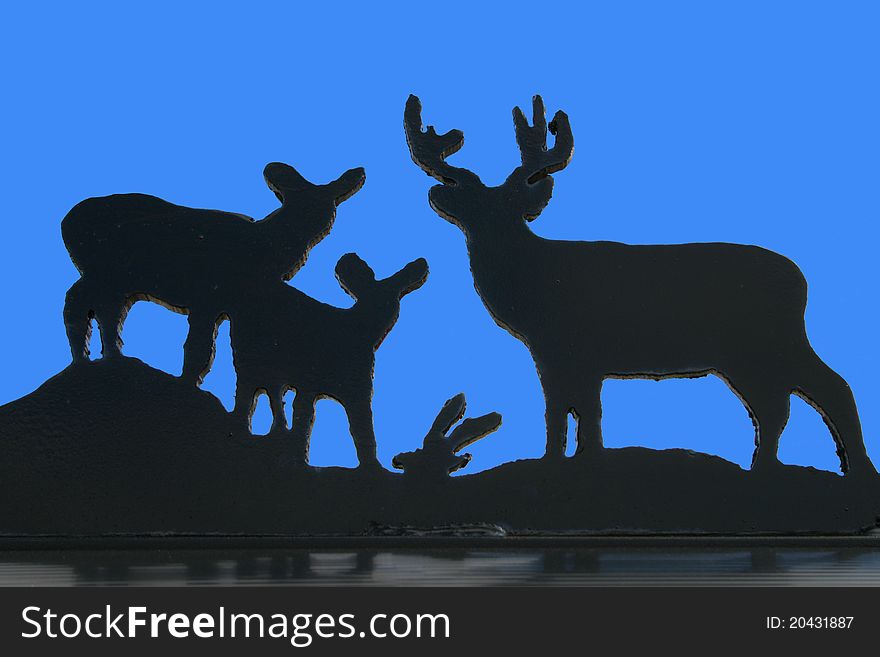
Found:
<box><xmin>63</xmin><ymin>278</ymin><xmax>94</xmax><ymax>363</ymax></box>
<box><xmin>574</xmin><ymin>381</ymin><xmax>604</xmax><ymax>454</ymax></box>
<box><xmin>232</xmin><ymin>377</ymin><xmax>257</xmax><ymax>431</ymax></box>
<box><xmin>94</xmin><ymin>296</ymin><xmax>125</xmax><ymax>359</ymax></box>
<box><xmin>794</xmin><ymin>351</ymin><xmax>876</xmax><ymax>477</ymax></box>
<box><xmin>730</xmin><ymin>376</ymin><xmax>790</xmax><ymax>472</ymax></box>
<box><xmin>268</xmin><ymin>387</ymin><xmax>287</xmax><ymax>434</ymax></box>
<box><xmin>343</xmin><ymin>397</ymin><xmax>382</xmax><ymax>471</ymax></box>
<box><xmin>182</xmin><ymin>310</ymin><xmax>218</xmax><ymax>386</ymax></box>
<box><xmin>289</xmin><ymin>392</ymin><xmax>316</xmax><ymax>465</ymax></box>
<box><xmin>543</xmin><ymin>397</ymin><xmax>568</xmax><ymax>459</ymax></box>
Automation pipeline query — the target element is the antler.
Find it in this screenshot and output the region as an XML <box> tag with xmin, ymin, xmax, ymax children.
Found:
<box><xmin>404</xmin><ymin>96</ymin><xmax>482</xmax><ymax>188</ymax></box>
<box><xmin>512</xmin><ymin>95</ymin><xmax>574</xmax><ymax>184</ymax></box>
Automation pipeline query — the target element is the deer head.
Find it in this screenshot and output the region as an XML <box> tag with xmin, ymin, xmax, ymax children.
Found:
<box><xmin>404</xmin><ymin>95</ymin><xmax>574</xmax><ymax>237</ymax></box>
<box><xmin>336</xmin><ymin>254</ymin><xmax>429</xmax><ymax>301</ymax></box>
<box><xmin>259</xmin><ymin>163</ymin><xmax>366</xmax><ymax>280</ymax></box>
<box><xmin>263</xmin><ymin>162</ymin><xmax>365</xmax><ymax>208</ymax></box>
<box><xmin>335</xmin><ymin>253</ymin><xmax>429</xmax><ymax>343</ymax></box>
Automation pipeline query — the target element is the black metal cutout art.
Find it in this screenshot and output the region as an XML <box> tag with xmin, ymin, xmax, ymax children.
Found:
<box><xmin>0</xmin><ymin>97</ymin><xmax>877</xmax><ymax>542</ymax></box>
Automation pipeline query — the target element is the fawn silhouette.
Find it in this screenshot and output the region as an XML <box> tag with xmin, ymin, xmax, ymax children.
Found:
<box><xmin>230</xmin><ymin>253</ymin><xmax>429</xmax><ymax>469</ymax></box>
<box><xmin>61</xmin><ymin>162</ymin><xmax>365</xmax><ymax>384</ymax></box>
<box><xmin>405</xmin><ymin>94</ymin><xmax>875</xmax><ymax>476</ymax></box>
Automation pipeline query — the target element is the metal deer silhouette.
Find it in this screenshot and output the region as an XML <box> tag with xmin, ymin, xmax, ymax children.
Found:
<box><xmin>61</xmin><ymin>162</ymin><xmax>365</xmax><ymax>384</ymax></box>
<box><xmin>404</xmin><ymin>95</ymin><xmax>874</xmax><ymax>476</ymax></box>
<box><xmin>230</xmin><ymin>253</ymin><xmax>429</xmax><ymax>469</ymax></box>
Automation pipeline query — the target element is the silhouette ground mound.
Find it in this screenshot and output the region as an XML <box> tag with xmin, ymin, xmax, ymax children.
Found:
<box><xmin>0</xmin><ymin>358</ymin><xmax>877</xmax><ymax>538</ymax></box>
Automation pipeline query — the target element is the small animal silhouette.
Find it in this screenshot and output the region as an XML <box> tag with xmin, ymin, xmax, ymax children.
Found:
<box><xmin>405</xmin><ymin>94</ymin><xmax>875</xmax><ymax>476</ymax></box>
<box><xmin>62</xmin><ymin>162</ymin><xmax>365</xmax><ymax>384</ymax></box>
<box><xmin>392</xmin><ymin>393</ymin><xmax>502</xmax><ymax>479</ymax></box>
<box><xmin>230</xmin><ymin>253</ymin><xmax>429</xmax><ymax>469</ymax></box>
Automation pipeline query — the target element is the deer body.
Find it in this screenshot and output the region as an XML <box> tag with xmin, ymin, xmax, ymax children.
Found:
<box><xmin>469</xmin><ymin>232</ymin><xmax>806</xmax><ymax>373</ymax></box>
<box><xmin>405</xmin><ymin>95</ymin><xmax>874</xmax><ymax>476</ymax></box>
<box><xmin>62</xmin><ymin>163</ymin><xmax>364</xmax><ymax>384</ymax></box>
<box><xmin>230</xmin><ymin>254</ymin><xmax>428</xmax><ymax>468</ymax></box>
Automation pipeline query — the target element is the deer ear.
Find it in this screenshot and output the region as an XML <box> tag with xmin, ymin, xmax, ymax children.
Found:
<box><xmin>521</xmin><ymin>177</ymin><xmax>554</xmax><ymax>221</ymax></box>
<box><xmin>390</xmin><ymin>258</ymin><xmax>429</xmax><ymax>295</ymax></box>
<box><xmin>335</xmin><ymin>253</ymin><xmax>375</xmax><ymax>299</ymax></box>
<box><xmin>327</xmin><ymin>167</ymin><xmax>366</xmax><ymax>205</ymax></box>
<box><xmin>263</xmin><ymin>162</ymin><xmax>310</xmax><ymax>202</ymax></box>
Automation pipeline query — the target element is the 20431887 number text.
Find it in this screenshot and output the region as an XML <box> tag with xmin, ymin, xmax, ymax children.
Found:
<box><xmin>765</xmin><ymin>616</ymin><xmax>854</xmax><ymax>630</ymax></box>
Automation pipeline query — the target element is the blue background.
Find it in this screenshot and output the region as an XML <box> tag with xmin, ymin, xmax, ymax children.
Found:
<box><xmin>1</xmin><ymin>2</ymin><xmax>877</xmax><ymax>473</ymax></box>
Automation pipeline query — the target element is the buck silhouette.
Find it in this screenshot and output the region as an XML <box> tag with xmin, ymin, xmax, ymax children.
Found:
<box><xmin>230</xmin><ymin>253</ymin><xmax>429</xmax><ymax>469</ymax></box>
<box><xmin>61</xmin><ymin>162</ymin><xmax>365</xmax><ymax>384</ymax></box>
<box><xmin>404</xmin><ymin>94</ymin><xmax>875</xmax><ymax>476</ymax></box>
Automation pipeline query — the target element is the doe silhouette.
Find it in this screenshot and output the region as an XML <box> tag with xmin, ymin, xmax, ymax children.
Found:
<box><xmin>230</xmin><ymin>253</ymin><xmax>429</xmax><ymax>469</ymax></box>
<box><xmin>62</xmin><ymin>162</ymin><xmax>365</xmax><ymax>384</ymax></box>
<box><xmin>405</xmin><ymin>94</ymin><xmax>874</xmax><ymax>476</ymax></box>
